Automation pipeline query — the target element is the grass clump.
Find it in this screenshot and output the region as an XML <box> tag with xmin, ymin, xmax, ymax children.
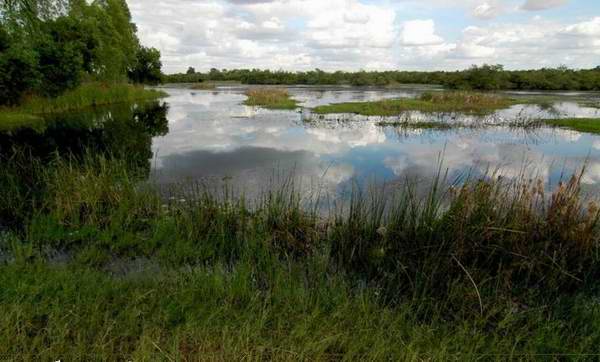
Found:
<box><xmin>313</xmin><ymin>91</ymin><xmax>518</xmax><ymax>116</ymax></box>
<box><xmin>243</xmin><ymin>88</ymin><xmax>299</xmax><ymax>110</ymax></box>
<box><xmin>0</xmin><ymin>83</ymin><xmax>167</xmax><ymax>129</ymax></box>
<box><xmin>544</xmin><ymin>118</ymin><xmax>600</xmax><ymax>135</ymax></box>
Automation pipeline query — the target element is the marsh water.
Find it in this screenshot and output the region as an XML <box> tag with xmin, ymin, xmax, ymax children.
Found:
<box><xmin>3</xmin><ymin>85</ymin><xmax>600</xmax><ymax>199</ymax></box>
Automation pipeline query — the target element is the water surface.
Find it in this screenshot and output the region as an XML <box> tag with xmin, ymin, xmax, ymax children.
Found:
<box><xmin>150</xmin><ymin>86</ymin><xmax>600</xmax><ymax>197</ymax></box>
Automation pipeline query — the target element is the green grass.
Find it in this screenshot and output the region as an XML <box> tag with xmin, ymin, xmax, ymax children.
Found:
<box><xmin>313</xmin><ymin>91</ymin><xmax>519</xmax><ymax>116</ymax></box>
<box><xmin>1</xmin><ymin>151</ymin><xmax>600</xmax><ymax>359</ymax></box>
<box><xmin>0</xmin><ymin>113</ymin><xmax>46</xmax><ymax>132</ymax></box>
<box><xmin>0</xmin><ymin>83</ymin><xmax>167</xmax><ymax>130</ymax></box>
<box><xmin>544</xmin><ymin>118</ymin><xmax>600</xmax><ymax>135</ymax></box>
<box><xmin>2</xmin><ymin>261</ymin><xmax>600</xmax><ymax>360</ymax></box>
<box><xmin>243</xmin><ymin>88</ymin><xmax>299</xmax><ymax>110</ymax></box>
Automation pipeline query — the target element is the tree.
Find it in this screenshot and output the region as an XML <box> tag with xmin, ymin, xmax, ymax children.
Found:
<box><xmin>128</xmin><ymin>46</ymin><xmax>162</xmax><ymax>84</ymax></box>
<box><xmin>34</xmin><ymin>17</ymin><xmax>99</xmax><ymax>96</ymax></box>
<box><xmin>186</xmin><ymin>66</ymin><xmax>195</xmax><ymax>75</ymax></box>
<box><xmin>0</xmin><ymin>43</ymin><xmax>40</xmax><ymax>105</ymax></box>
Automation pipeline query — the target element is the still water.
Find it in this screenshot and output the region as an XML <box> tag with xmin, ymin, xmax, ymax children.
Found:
<box><xmin>150</xmin><ymin>85</ymin><xmax>600</xmax><ymax>197</ymax></box>
<box><xmin>2</xmin><ymin>85</ymin><xmax>600</xmax><ymax>198</ymax></box>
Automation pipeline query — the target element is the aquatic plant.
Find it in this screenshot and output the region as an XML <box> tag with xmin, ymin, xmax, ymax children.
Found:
<box><xmin>243</xmin><ymin>88</ymin><xmax>299</xmax><ymax>110</ymax></box>
<box><xmin>544</xmin><ymin>118</ymin><xmax>600</xmax><ymax>135</ymax></box>
<box><xmin>312</xmin><ymin>91</ymin><xmax>518</xmax><ymax>116</ymax></box>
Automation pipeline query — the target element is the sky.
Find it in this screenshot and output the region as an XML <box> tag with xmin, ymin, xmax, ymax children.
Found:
<box><xmin>128</xmin><ymin>0</ymin><xmax>600</xmax><ymax>73</ymax></box>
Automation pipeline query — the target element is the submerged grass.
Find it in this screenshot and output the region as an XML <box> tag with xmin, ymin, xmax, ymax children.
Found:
<box><xmin>0</xmin><ymin>83</ymin><xmax>167</xmax><ymax>130</ymax></box>
<box><xmin>1</xmin><ymin>150</ymin><xmax>600</xmax><ymax>358</ymax></box>
<box><xmin>544</xmin><ymin>118</ymin><xmax>600</xmax><ymax>135</ymax></box>
<box><xmin>244</xmin><ymin>88</ymin><xmax>299</xmax><ymax>110</ymax></box>
<box><xmin>313</xmin><ymin>91</ymin><xmax>519</xmax><ymax>116</ymax></box>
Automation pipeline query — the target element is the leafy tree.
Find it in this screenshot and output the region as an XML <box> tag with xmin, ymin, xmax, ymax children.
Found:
<box><xmin>0</xmin><ymin>43</ymin><xmax>40</xmax><ymax>105</ymax></box>
<box><xmin>34</xmin><ymin>17</ymin><xmax>97</xmax><ymax>96</ymax></box>
<box><xmin>128</xmin><ymin>46</ymin><xmax>162</xmax><ymax>84</ymax></box>
<box><xmin>186</xmin><ymin>66</ymin><xmax>196</xmax><ymax>75</ymax></box>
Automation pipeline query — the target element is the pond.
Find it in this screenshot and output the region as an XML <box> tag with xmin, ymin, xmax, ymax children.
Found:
<box><xmin>2</xmin><ymin>85</ymin><xmax>600</xmax><ymax>200</ymax></box>
<box><xmin>150</xmin><ymin>85</ymin><xmax>600</xmax><ymax>197</ymax></box>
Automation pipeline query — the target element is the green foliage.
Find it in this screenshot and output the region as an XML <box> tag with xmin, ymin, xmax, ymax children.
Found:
<box><xmin>128</xmin><ymin>46</ymin><xmax>162</xmax><ymax>84</ymax></box>
<box><xmin>35</xmin><ymin>19</ymin><xmax>88</xmax><ymax>97</ymax></box>
<box><xmin>0</xmin><ymin>0</ymin><xmax>161</xmax><ymax>106</ymax></box>
<box><xmin>164</xmin><ymin>65</ymin><xmax>600</xmax><ymax>91</ymax></box>
<box><xmin>0</xmin><ymin>41</ymin><xmax>40</xmax><ymax>105</ymax></box>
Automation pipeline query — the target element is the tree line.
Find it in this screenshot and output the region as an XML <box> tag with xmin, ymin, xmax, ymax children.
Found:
<box><xmin>166</xmin><ymin>64</ymin><xmax>600</xmax><ymax>91</ymax></box>
<box><xmin>0</xmin><ymin>0</ymin><xmax>162</xmax><ymax>106</ymax></box>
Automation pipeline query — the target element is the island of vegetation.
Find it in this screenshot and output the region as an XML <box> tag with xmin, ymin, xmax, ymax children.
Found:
<box><xmin>544</xmin><ymin>118</ymin><xmax>600</xmax><ymax>135</ymax></box>
<box><xmin>312</xmin><ymin>91</ymin><xmax>518</xmax><ymax>116</ymax></box>
<box><xmin>243</xmin><ymin>88</ymin><xmax>299</xmax><ymax>110</ymax></box>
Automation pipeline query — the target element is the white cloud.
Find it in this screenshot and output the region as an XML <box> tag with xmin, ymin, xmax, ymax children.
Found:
<box><xmin>400</xmin><ymin>20</ymin><xmax>444</xmax><ymax>46</ymax></box>
<box><xmin>128</xmin><ymin>0</ymin><xmax>600</xmax><ymax>72</ymax></box>
<box><xmin>472</xmin><ymin>2</ymin><xmax>503</xmax><ymax>19</ymax></box>
<box><xmin>562</xmin><ymin>17</ymin><xmax>600</xmax><ymax>37</ymax></box>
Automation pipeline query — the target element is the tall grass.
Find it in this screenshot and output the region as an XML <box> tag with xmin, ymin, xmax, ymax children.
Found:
<box><xmin>0</xmin><ymin>83</ymin><xmax>167</xmax><ymax>128</ymax></box>
<box><xmin>2</xmin><ymin>150</ymin><xmax>599</xmax><ymax>297</ymax></box>
<box><xmin>312</xmin><ymin>91</ymin><xmax>519</xmax><ymax>116</ymax></box>
<box><xmin>1</xmin><ymin>150</ymin><xmax>600</xmax><ymax>358</ymax></box>
<box><xmin>244</xmin><ymin>88</ymin><xmax>299</xmax><ymax>110</ymax></box>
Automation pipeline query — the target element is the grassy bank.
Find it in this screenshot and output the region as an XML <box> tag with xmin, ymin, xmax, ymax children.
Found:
<box><xmin>244</xmin><ymin>88</ymin><xmax>299</xmax><ymax>110</ymax></box>
<box><xmin>313</xmin><ymin>91</ymin><xmax>519</xmax><ymax>116</ymax></box>
<box><xmin>545</xmin><ymin>118</ymin><xmax>600</xmax><ymax>135</ymax></box>
<box><xmin>1</xmin><ymin>150</ymin><xmax>600</xmax><ymax>358</ymax></box>
<box><xmin>2</xmin><ymin>262</ymin><xmax>600</xmax><ymax>360</ymax></box>
<box><xmin>0</xmin><ymin>83</ymin><xmax>167</xmax><ymax>130</ymax></box>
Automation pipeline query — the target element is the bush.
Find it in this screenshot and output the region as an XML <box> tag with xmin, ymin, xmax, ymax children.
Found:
<box><xmin>0</xmin><ymin>44</ymin><xmax>40</xmax><ymax>106</ymax></box>
<box><xmin>128</xmin><ymin>46</ymin><xmax>163</xmax><ymax>84</ymax></box>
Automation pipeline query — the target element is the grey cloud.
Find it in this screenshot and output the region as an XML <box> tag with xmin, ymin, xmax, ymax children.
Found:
<box><xmin>521</xmin><ymin>0</ymin><xmax>569</xmax><ymax>11</ymax></box>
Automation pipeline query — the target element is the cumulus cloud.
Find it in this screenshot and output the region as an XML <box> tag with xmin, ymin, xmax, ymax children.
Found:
<box><xmin>471</xmin><ymin>1</ymin><xmax>503</xmax><ymax>19</ymax></box>
<box><xmin>128</xmin><ymin>0</ymin><xmax>600</xmax><ymax>72</ymax></box>
<box><xmin>400</xmin><ymin>20</ymin><xmax>444</xmax><ymax>46</ymax></box>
